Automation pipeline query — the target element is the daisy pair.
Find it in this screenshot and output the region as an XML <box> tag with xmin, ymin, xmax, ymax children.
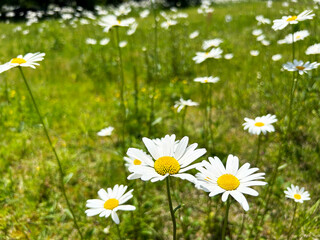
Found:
<box><xmin>272</xmin><ymin>10</ymin><xmax>315</xmax><ymax>31</ymax></box>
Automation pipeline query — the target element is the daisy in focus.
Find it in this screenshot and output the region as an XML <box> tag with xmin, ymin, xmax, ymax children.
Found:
<box><xmin>193</xmin><ymin>47</ymin><xmax>223</xmax><ymax>64</ymax></box>
<box><xmin>125</xmin><ymin>134</ymin><xmax>206</xmax><ymax>182</ymax></box>
<box><xmin>0</xmin><ymin>52</ymin><xmax>45</xmax><ymax>74</ymax></box>
<box><xmin>85</xmin><ymin>185</ymin><xmax>136</xmax><ymax>224</ymax></box>
<box><xmin>243</xmin><ymin>114</ymin><xmax>277</xmax><ymax>135</ymax></box>
<box><xmin>283</xmin><ymin>60</ymin><xmax>320</xmax><ymax>75</ymax></box>
<box><xmin>174</xmin><ymin>98</ymin><xmax>199</xmax><ymax>113</ymax></box>
<box><xmin>272</xmin><ymin>10</ymin><xmax>315</xmax><ymax>31</ymax></box>
<box><xmin>277</xmin><ymin>30</ymin><xmax>310</xmax><ymax>44</ymax></box>
<box><xmin>194</xmin><ymin>76</ymin><xmax>220</xmax><ymax>84</ymax></box>
<box><xmin>124</xmin><ymin>148</ymin><xmax>151</xmax><ymax>180</ymax></box>
<box><xmin>284</xmin><ymin>184</ymin><xmax>311</xmax><ymax>203</ymax></box>
<box><xmin>97</xmin><ymin>126</ymin><xmax>114</xmax><ymax>137</ymax></box>
<box><xmin>195</xmin><ymin>154</ymin><xmax>267</xmax><ymax>211</ymax></box>
<box><xmin>99</xmin><ymin>15</ymin><xmax>135</xmax><ymax>32</ymax></box>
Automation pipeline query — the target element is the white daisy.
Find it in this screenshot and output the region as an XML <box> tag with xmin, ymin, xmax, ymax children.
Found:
<box><xmin>194</xmin><ymin>76</ymin><xmax>220</xmax><ymax>84</ymax></box>
<box><xmin>193</xmin><ymin>47</ymin><xmax>223</xmax><ymax>64</ymax></box>
<box><xmin>0</xmin><ymin>52</ymin><xmax>45</xmax><ymax>74</ymax></box>
<box><xmin>174</xmin><ymin>98</ymin><xmax>199</xmax><ymax>113</ymax></box>
<box><xmin>272</xmin><ymin>10</ymin><xmax>315</xmax><ymax>31</ymax></box>
<box><xmin>272</xmin><ymin>54</ymin><xmax>282</xmax><ymax>61</ymax></box>
<box><xmin>224</xmin><ymin>53</ymin><xmax>234</xmax><ymax>60</ymax></box>
<box><xmin>284</xmin><ymin>184</ymin><xmax>311</xmax><ymax>203</ymax></box>
<box><xmin>277</xmin><ymin>30</ymin><xmax>309</xmax><ymax>44</ymax></box>
<box><xmin>124</xmin><ymin>149</ymin><xmax>151</xmax><ymax>180</ymax></box>
<box><xmin>283</xmin><ymin>60</ymin><xmax>320</xmax><ymax>75</ymax></box>
<box><xmin>97</xmin><ymin>126</ymin><xmax>114</xmax><ymax>136</ymax></box>
<box><xmin>85</xmin><ymin>185</ymin><xmax>136</xmax><ymax>224</ymax></box>
<box><xmin>127</xmin><ymin>22</ymin><xmax>138</xmax><ymax>35</ymax></box>
<box><xmin>160</xmin><ymin>19</ymin><xmax>177</xmax><ymax>29</ymax></box>
<box><xmin>86</xmin><ymin>38</ymin><xmax>97</xmax><ymax>45</ymax></box>
<box><xmin>99</xmin><ymin>15</ymin><xmax>135</xmax><ymax>33</ymax></box>
<box><xmin>252</xmin><ymin>29</ymin><xmax>263</xmax><ymax>36</ymax></box>
<box><xmin>243</xmin><ymin>114</ymin><xmax>277</xmax><ymax>135</ymax></box>
<box><xmin>125</xmin><ymin>134</ymin><xmax>206</xmax><ymax>183</ymax></box>
<box><xmin>189</xmin><ymin>31</ymin><xmax>199</xmax><ymax>39</ymax></box>
<box><xmin>202</xmin><ymin>38</ymin><xmax>223</xmax><ymax>50</ymax></box>
<box><xmin>305</xmin><ymin>43</ymin><xmax>320</xmax><ymax>55</ymax></box>
<box><xmin>119</xmin><ymin>41</ymin><xmax>127</xmax><ymax>48</ymax></box>
<box><xmin>195</xmin><ymin>155</ymin><xmax>267</xmax><ymax>211</ymax></box>
<box><xmin>139</xmin><ymin>9</ymin><xmax>150</xmax><ymax>18</ymax></box>
<box><xmin>256</xmin><ymin>15</ymin><xmax>271</xmax><ymax>25</ymax></box>
<box><xmin>100</xmin><ymin>38</ymin><xmax>110</xmax><ymax>46</ymax></box>
<box><xmin>250</xmin><ymin>50</ymin><xmax>260</xmax><ymax>56</ymax></box>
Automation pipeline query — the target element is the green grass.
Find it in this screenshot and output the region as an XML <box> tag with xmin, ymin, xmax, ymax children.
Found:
<box><xmin>0</xmin><ymin>0</ymin><xmax>320</xmax><ymax>239</ymax></box>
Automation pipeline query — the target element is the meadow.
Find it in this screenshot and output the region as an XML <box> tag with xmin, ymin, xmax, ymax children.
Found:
<box><xmin>0</xmin><ymin>0</ymin><xmax>320</xmax><ymax>239</ymax></box>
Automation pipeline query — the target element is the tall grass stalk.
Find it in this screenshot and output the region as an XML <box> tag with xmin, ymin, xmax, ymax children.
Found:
<box><xmin>166</xmin><ymin>177</ymin><xmax>177</xmax><ymax>240</ymax></box>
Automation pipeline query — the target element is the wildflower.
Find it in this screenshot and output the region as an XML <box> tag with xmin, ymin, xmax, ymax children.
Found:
<box><xmin>284</xmin><ymin>184</ymin><xmax>310</xmax><ymax>203</ymax></box>
<box><xmin>195</xmin><ymin>154</ymin><xmax>267</xmax><ymax>211</ymax></box>
<box><xmin>189</xmin><ymin>31</ymin><xmax>199</xmax><ymax>39</ymax></box>
<box><xmin>202</xmin><ymin>39</ymin><xmax>223</xmax><ymax>50</ymax></box>
<box><xmin>224</xmin><ymin>53</ymin><xmax>234</xmax><ymax>60</ymax></box>
<box><xmin>272</xmin><ymin>54</ymin><xmax>282</xmax><ymax>61</ymax></box>
<box><xmin>174</xmin><ymin>98</ymin><xmax>199</xmax><ymax>113</ymax></box>
<box><xmin>99</xmin><ymin>15</ymin><xmax>135</xmax><ymax>32</ymax></box>
<box><xmin>256</xmin><ymin>15</ymin><xmax>271</xmax><ymax>24</ymax></box>
<box><xmin>250</xmin><ymin>50</ymin><xmax>260</xmax><ymax>56</ymax></box>
<box><xmin>0</xmin><ymin>52</ymin><xmax>45</xmax><ymax>74</ymax></box>
<box><xmin>127</xmin><ymin>22</ymin><xmax>138</xmax><ymax>35</ymax></box>
<box><xmin>160</xmin><ymin>19</ymin><xmax>177</xmax><ymax>29</ymax></box>
<box><xmin>193</xmin><ymin>47</ymin><xmax>223</xmax><ymax>64</ymax></box>
<box><xmin>272</xmin><ymin>10</ymin><xmax>315</xmax><ymax>31</ymax></box>
<box><xmin>252</xmin><ymin>29</ymin><xmax>263</xmax><ymax>36</ymax></box>
<box><xmin>119</xmin><ymin>41</ymin><xmax>128</xmax><ymax>48</ymax></box>
<box><xmin>277</xmin><ymin>30</ymin><xmax>309</xmax><ymax>44</ymax></box>
<box><xmin>100</xmin><ymin>38</ymin><xmax>110</xmax><ymax>46</ymax></box>
<box><xmin>283</xmin><ymin>60</ymin><xmax>320</xmax><ymax>75</ymax></box>
<box><xmin>305</xmin><ymin>43</ymin><xmax>320</xmax><ymax>55</ymax></box>
<box><xmin>97</xmin><ymin>127</ymin><xmax>114</xmax><ymax>136</ymax></box>
<box><xmin>86</xmin><ymin>38</ymin><xmax>97</xmax><ymax>45</ymax></box>
<box><xmin>243</xmin><ymin>114</ymin><xmax>277</xmax><ymax>135</ymax></box>
<box><xmin>85</xmin><ymin>185</ymin><xmax>135</xmax><ymax>224</ymax></box>
<box><xmin>125</xmin><ymin>134</ymin><xmax>206</xmax><ymax>182</ymax></box>
<box><xmin>194</xmin><ymin>76</ymin><xmax>220</xmax><ymax>84</ymax></box>
<box><xmin>140</xmin><ymin>9</ymin><xmax>150</xmax><ymax>18</ymax></box>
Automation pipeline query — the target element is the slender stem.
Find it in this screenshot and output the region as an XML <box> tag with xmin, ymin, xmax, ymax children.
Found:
<box><xmin>115</xmin><ymin>27</ymin><xmax>126</xmax><ymax>155</ymax></box>
<box><xmin>287</xmin><ymin>202</ymin><xmax>298</xmax><ymax>240</ymax></box>
<box><xmin>287</xmin><ymin>71</ymin><xmax>297</xmax><ymax>139</ymax></box>
<box><xmin>116</xmin><ymin>224</ymin><xmax>123</xmax><ymax>240</ymax></box>
<box><xmin>292</xmin><ymin>25</ymin><xmax>295</xmax><ymax>62</ymax></box>
<box><xmin>221</xmin><ymin>198</ymin><xmax>231</xmax><ymax>240</ymax></box>
<box><xmin>181</xmin><ymin>107</ymin><xmax>187</xmax><ymax>136</ymax></box>
<box><xmin>255</xmin><ymin>135</ymin><xmax>262</xmax><ymax>165</ymax></box>
<box><xmin>18</xmin><ymin>67</ymin><xmax>83</xmax><ymax>239</ymax></box>
<box><xmin>166</xmin><ymin>177</ymin><xmax>177</xmax><ymax>240</ymax></box>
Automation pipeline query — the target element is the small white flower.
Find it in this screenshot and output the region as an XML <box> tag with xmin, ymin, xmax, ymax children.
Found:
<box><xmin>261</xmin><ymin>40</ymin><xmax>270</xmax><ymax>46</ymax></box>
<box><xmin>224</xmin><ymin>53</ymin><xmax>234</xmax><ymax>60</ymax></box>
<box><xmin>305</xmin><ymin>43</ymin><xmax>320</xmax><ymax>55</ymax></box>
<box><xmin>97</xmin><ymin>127</ymin><xmax>114</xmax><ymax>137</ymax></box>
<box><xmin>250</xmin><ymin>50</ymin><xmax>260</xmax><ymax>56</ymax></box>
<box><xmin>174</xmin><ymin>98</ymin><xmax>199</xmax><ymax>113</ymax></box>
<box><xmin>140</xmin><ymin>9</ymin><xmax>150</xmax><ymax>18</ymax></box>
<box><xmin>119</xmin><ymin>41</ymin><xmax>127</xmax><ymax>48</ymax></box>
<box><xmin>202</xmin><ymin>38</ymin><xmax>223</xmax><ymax>50</ymax></box>
<box><xmin>252</xmin><ymin>29</ymin><xmax>263</xmax><ymax>36</ymax></box>
<box><xmin>127</xmin><ymin>22</ymin><xmax>138</xmax><ymax>35</ymax></box>
<box><xmin>193</xmin><ymin>47</ymin><xmax>223</xmax><ymax>64</ymax></box>
<box><xmin>86</xmin><ymin>38</ymin><xmax>97</xmax><ymax>45</ymax></box>
<box><xmin>256</xmin><ymin>15</ymin><xmax>271</xmax><ymax>24</ymax></box>
<box><xmin>284</xmin><ymin>184</ymin><xmax>311</xmax><ymax>203</ymax></box>
<box><xmin>277</xmin><ymin>30</ymin><xmax>309</xmax><ymax>44</ymax></box>
<box><xmin>160</xmin><ymin>19</ymin><xmax>177</xmax><ymax>29</ymax></box>
<box><xmin>99</xmin><ymin>15</ymin><xmax>135</xmax><ymax>33</ymax></box>
<box><xmin>243</xmin><ymin>114</ymin><xmax>277</xmax><ymax>135</ymax></box>
<box><xmin>272</xmin><ymin>54</ymin><xmax>282</xmax><ymax>61</ymax></box>
<box><xmin>100</xmin><ymin>38</ymin><xmax>110</xmax><ymax>46</ymax></box>
<box><xmin>85</xmin><ymin>185</ymin><xmax>136</xmax><ymax>224</ymax></box>
<box><xmin>283</xmin><ymin>60</ymin><xmax>320</xmax><ymax>75</ymax></box>
<box><xmin>194</xmin><ymin>76</ymin><xmax>220</xmax><ymax>84</ymax></box>
<box><xmin>272</xmin><ymin>10</ymin><xmax>315</xmax><ymax>31</ymax></box>
<box><xmin>225</xmin><ymin>14</ymin><xmax>232</xmax><ymax>22</ymax></box>
<box><xmin>189</xmin><ymin>31</ymin><xmax>199</xmax><ymax>39</ymax></box>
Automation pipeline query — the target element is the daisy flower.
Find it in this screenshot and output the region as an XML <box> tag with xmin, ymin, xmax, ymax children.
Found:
<box><xmin>100</xmin><ymin>38</ymin><xmax>110</xmax><ymax>46</ymax></box>
<box><xmin>243</xmin><ymin>114</ymin><xmax>277</xmax><ymax>135</ymax></box>
<box><xmin>125</xmin><ymin>134</ymin><xmax>206</xmax><ymax>183</ymax></box>
<box><xmin>99</xmin><ymin>15</ymin><xmax>135</xmax><ymax>32</ymax></box>
<box><xmin>193</xmin><ymin>47</ymin><xmax>223</xmax><ymax>64</ymax></box>
<box><xmin>202</xmin><ymin>38</ymin><xmax>223</xmax><ymax>50</ymax></box>
<box><xmin>195</xmin><ymin>155</ymin><xmax>267</xmax><ymax>211</ymax></box>
<box><xmin>86</xmin><ymin>38</ymin><xmax>97</xmax><ymax>45</ymax></box>
<box><xmin>224</xmin><ymin>53</ymin><xmax>234</xmax><ymax>60</ymax></box>
<box><xmin>174</xmin><ymin>98</ymin><xmax>199</xmax><ymax>113</ymax></box>
<box><xmin>189</xmin><ymin>31</ymin><xmax>199</xmax><ymax>39</ymax></box>
<box><xmin>283</xmin><ymin>60</ymin><xmax>320</xmax><ymax>75</ymax></box>
<box><xmin>97</xmin><ymin>126</ymin><xmax>114</xmax><ymax>136</ymax></box>
<box><xmin>194</xmin><ymin>76</ymin><xmax>220</xmax><ymax>84</ymax></box>
<box><xmin>250</xmin><ymin>50</ymin><xmax>260</xmax><ymax>56</ymax></box>
<box><xmin>305</xmin><ymin>43</ymin><xmax>320</xmax><ymax>55</ymax></box>
<box><xmin>0</xmin><ymin>52</ymin><xmax>45</xmax><ymax>74</ymax></box>
<box><xmin>256</xmin><ymin>15</ymin><xmax>271</xmax><ymax>25</ymax></box>
<box><xmin>140</xmin><ymin>9</ymin><xmax>150</xmax><ymax>18</ymax></box>
<box><xmin>272</xmin><ymin>10</ymin><xmax>315</xmax><ymax>31</ymax></box>
<box><xmin>160</xmin><ymin>19</ymin><xmax>177</xmax><ymax>29</ymax></box>
<box><xmin>272</xmin><ymin>54</ymin><xmax>282</xmax><ymax>61</ymax></box>
<box><xmin>284</xmin><ymin>184</ymin><xmax>311</xmax><ymax>203</ymax></box>
<box><xmin>277</xmin><ymin>30</ymin><xmax>309</xmax><ymax>44</ymax></box>
<box><xmin>252</xmin><ymin>29</ymin><xmax>263</xmax><ymax>36</ymax></box>
<box><xmin>124</xmin><ymin>148</ymin><xmax>151</xmax><ymax>180</ymax></box>
<box><xmin>85</xmin><ymin>185</ymin><xmax>136</xmax><ymax>224</ymax></box>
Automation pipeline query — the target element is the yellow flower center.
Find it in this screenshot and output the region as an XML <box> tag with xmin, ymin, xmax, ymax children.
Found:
<box><xmin>117</xmin><ymin>20</ymin><xmax>121</xmax><ymax>24</ymax></box>
<box><xmin>205</xmin><ymin>52</ymin><xmax>209</xmax><ymax>55</ymax></box>
<box><xmin>217</xmin><ymin>174</ymin><xmax>240</xmax><ymax>191</ymax></box>
<box><xmin>254</xmin><ymin>122</ymin><xmax>265</xmax><ymax>127</ymax></box>
<box><xmin>133</xmin><ymin>159</ymin><xmax>142</xmax><ymax>165</ymax></box>
<box><xmin>296</xmin><ymin>66</ymin><xmax>305</xmax><ymax>70</ymax></box>
<box><xmin>294</xmin><ymin>194</ymin><xmax>301</xmax><ymax>200</ymax></box>
<box><xmin>296</xmin><ymin>35</ymin><xmax>301</xmax><ymax>39</ymax></box>
<box><xmin>11</xmin><ymin>58</ymin><xmax>26</xmax><ymax>64</ymax></box>
<box><xmin>104</xmin><ymin>198</ymin><xmax>119</xmax><ymax>210</ymax></box>
<box><xmin>154</xmin><ymin>156</ymin><xmax>180</xmax><ymax>176</ymax></box>
<box><xmin>287</xmin><ymin>16</ymin><xmax>297</xmax><ymax>22</ymax></box>
<box><xmin>204</xmin><ymin>79</ymin><xmax>209</xmax><ymax>83</ymax></box>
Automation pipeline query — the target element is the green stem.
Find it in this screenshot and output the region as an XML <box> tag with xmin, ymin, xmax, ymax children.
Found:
<box><xmin>181</xmin><ymin>107</ymin><xmax>187</xmax><ymax>136</ymax></box>
<box><xmin>18</xmin><ymin>67</ymin><xmax>83</xmax><ymax>239</ymax></box>
<box><xmin>255</xmin><ymin>135</ymin><xmax>262</xmax><ymax>165</ymax></box>
<box><xmin>166</xmin><ymin>177</ymin><xmax>177</xmax><ymax>240</ymax></box>
<box><xmin>116</xmin><ymin>224</ymin><xmax>123</xmax><ymax>240</ymax></box>
<box><xmin>222</xmin><ymin>198</ymin><xmax>231</xmax><ymax>240</ymax></box>
<box><xmin>287</xmin><ymin>202</ymin><xmax>298</xmax><ymax>240</ymax></box>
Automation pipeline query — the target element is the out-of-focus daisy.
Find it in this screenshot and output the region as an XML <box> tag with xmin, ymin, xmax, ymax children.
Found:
<box><xmin>99</xmin><ymin>15</ymin><xmax>135</xmax><ymax>32</ymax></box>
<box><xmin>193</xmin><ymin>47</ymin><xmax>223</xmax><ymax>64</ymax></box>
<box><xmin>127</xmin><ymin>22</ymin><xmax>138</xmax><ymax>35</ymax></box>
<box><xmin>256</xmin><ymin>34</ymin><xmax>265</xmax><ymax>42</ymax></box>
<box><xmin>284</xmin><ymin>184</ymin><xmax>311</xmax><ymax>203</ymax></box>
<box><xmin>261</xmin><ymin>40</ymin><xmax>270</xmax><ymax>46</ymax></box>
<box><xmin>160</xmin><ymin>19</ymin><xmax>177</xmax><ymax>29</ymax></box>
<box><xmin>256</xmin><ymin>15</ymin><xmax>271</xmax><ymax>24</ymax></box>
<box><xmin>305</xmin><ymin>43</ymin><xmax>320</xmax><ymax>55</ymax></box>
<box><xmin>250</xmin><ymin>50</ymin><xmax>260</xmax><ymax>56</ymax></box>
<box><xmin>202</xmin><ymin>38</ymin><xmax>223</xmax><ymax>50</ymax></box>
<box><xmin>225</xmin><ymin>14</ymin><xmax>232</xmax><ymax>22</ymax></box>
<box><xmin>272</xmin><ymin>10</ymin><xmax>315</xmax><ymax>31</ymax></box>
<box><xmin>277</xmin><ymin>30</ymin><xmax>309</xmax><ymax>44</ymax></box>
<box><xmin>195</xmin><ymin>154</ymin><xmax>267</xmax><ymax>211</ymax></box>
<box><xmin>114</xmin><ymin>5</ymin><xmax>131</xmax><ymax>16</ymax></box>
<box><xmin>124</xmin><ymin>148</ymin><xmax>151</xmax><ymax>180</ymax></box>
<box><xmin>0</xmin><ymin>52</ymin><xmax>45</xmax><ymax>74</ymax></box>
<box><xmin>174</xmin><ymin>98</ymin><xmax>199</xmax><ymax>113</ymax></box>
<box><xmin>194</xmin><ymin>76</ymin><xmax>220</xmax><ymax>84</ymax></box>
<box><xmin>97</xmin><ymin>126</ymin><xmax>114</xmax><ymax>136</ymax></box>
<box><xmin>100</xmin><ymin>38</ymin><xmax>110</xmax><ymax>46</ymax></box>
<box><xmin>283</xmin><ymin>60</ymin><xmax>320</xmax><ymax>75</ymax></box>
<box><xmin>189</xmin><ymin>31</ymin><xmax>199</xmax><ymax>39</ymax></box>
<box><xmin>272</xmin><ymin>54</ymin><xmax>282</xmax><ymax>61</ymax></box>
<box><xmin>243</xmin><ymin>114</ymin><xmax>277</xmax><ymax>135</ymax></box>
<box><xmin>119</xmin><ymin>41</ymin><xmax>128</xmax><ymax>48</ymax></box>
<box><xmin>252</xmin><ymin>29</ymin><xmax>263</xmax><ymax>36</ymax></box>
<box><xmin>224</xmin><ymin>53</ymin><xmax>234</xmax><ymax>60</ymax></box>
<box><xmin>86</xmin><ymin>38</ymin><xmax>97</xmax><ymax>45</ymax></box>
<box><xmin>85</xmin><ymin>185</ymin><xmax>135</xmax><ymax>224</ymax></box>
<box><xmin>125</xmin><ymin>134</ymin><xmax>206</xmax><ymax>182</ymax></box>
<box><xmin>140</xmin><ymin>9</ymin><xmax>150</xmax><ymax>18</ymax></box>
